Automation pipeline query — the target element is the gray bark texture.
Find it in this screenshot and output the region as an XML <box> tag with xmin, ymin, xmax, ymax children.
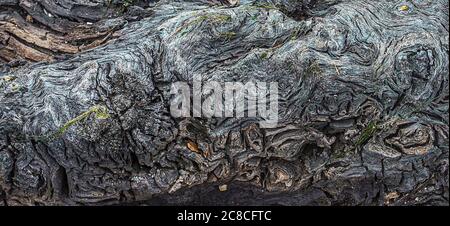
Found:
<box><xmin>0</xmin><ymin>0</ymin><xmax>448</xmax><ymax>206</ymax></box>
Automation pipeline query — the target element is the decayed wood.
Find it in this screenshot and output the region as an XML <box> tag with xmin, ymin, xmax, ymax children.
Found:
<box><xmin>0</xmin><ymin>0</ymin><xmax>448</xmax><ymax>206</ymax></box>
<box><xmin>0</xmin><ymin>0</ymin><xmax>150</xmax><ymax>64</ymax></box>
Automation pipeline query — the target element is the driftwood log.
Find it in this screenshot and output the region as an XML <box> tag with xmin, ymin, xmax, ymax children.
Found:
<box><xmin>0</xmin><ymin>0</ymin><xmax>448</xmax><ymax>205</ymax></box>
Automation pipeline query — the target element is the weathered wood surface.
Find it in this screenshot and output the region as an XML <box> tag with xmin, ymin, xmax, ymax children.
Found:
<box><xmin>0</xmin><ymin>0</ymin><xmax>448</xmax><ymax>205</ymax></box>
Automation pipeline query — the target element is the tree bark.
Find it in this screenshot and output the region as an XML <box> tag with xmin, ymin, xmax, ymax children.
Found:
<box><xmin>0</xmin><ymin>0</ymin><xmax>448</xmax><ymax>206</ymax></box>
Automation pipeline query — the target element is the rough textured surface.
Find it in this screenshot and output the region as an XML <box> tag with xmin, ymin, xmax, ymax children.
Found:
<box><xmin>0</xmin><ymin>0</ymin><xmax>448</xmax><ymax>206</ymax></box>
